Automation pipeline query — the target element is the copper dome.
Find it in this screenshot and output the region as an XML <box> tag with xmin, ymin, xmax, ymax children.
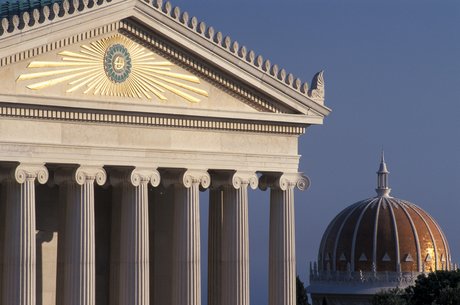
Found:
<box><xmin>318</xmin><ymin>156</ymin><xmax>452</xmax><ymax>274</ymax></box>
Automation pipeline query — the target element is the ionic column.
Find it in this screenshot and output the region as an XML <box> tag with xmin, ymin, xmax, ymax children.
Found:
<box><xmin>110</xmin><ymin>168</ymin><xmax>160</xmax><ymax>305</ymax></box>
<box><xmin>163</xmin><ymin>169</ymin><xmax>210</xmax><ymax>305</ymax></box>
<box><xmin>56</xmin><ymin>166</ymin><xmax>106</xmax><ymax>305</ymax></box>
<box><xmin>260</xmin><ymin>173</ymin><xmax>310</xmax><ymax>305</ymax></box>
<box><xmin>213</xmin><ymin>171</ymin><xmax>258</xmax><ymax>305</ymax></box>
<box><xmin>0</xmin><ymin>163</ymin><xmax>48</xmax><ymax>305</ymax></box>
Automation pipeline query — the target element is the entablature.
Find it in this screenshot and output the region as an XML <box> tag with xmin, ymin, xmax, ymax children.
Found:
<box><xmin>0</xmin><ymin>94</ymin><xmax>317</xmax><ymax>135</ymax></box>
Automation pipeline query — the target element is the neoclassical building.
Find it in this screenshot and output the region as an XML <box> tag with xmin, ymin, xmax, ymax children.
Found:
<box><xmin>308</xmin><ymin>156</ymin><xmax>454</xmax><ymax>305</ymax></box>
<box><xmin>0</xmin><ymin>1</ymin><xmax>331</xmax><ymax>305</ymax></box>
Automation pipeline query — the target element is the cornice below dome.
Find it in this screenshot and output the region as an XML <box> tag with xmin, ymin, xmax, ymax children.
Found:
<box><xmin>308</xmin><ymin>268</ymin><xmax>421</xmax><ymax>295</ymax></box>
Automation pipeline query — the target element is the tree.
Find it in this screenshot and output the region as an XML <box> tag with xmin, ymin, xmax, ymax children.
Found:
<box><xmin>406</xmin><ymin>270</ymin><xmax>460</xmax><ymax>305</ymax></box>
<box><xmin>435</xmin><ymin>286</ymin><xmax>460</xmax><ymax>305</ymax></box>
<box><xmin>372</xmin><ymin>288</ymin><xmax>408</xmax><ymax>305</ymax></box>
<box><xmin>371</xmin><ymin>270</ymin><xmax>460</xmax><ymax>305</ymax></box>
<box><xmin>297</xmin><ymin>275</ymin><xmax>309</xmax><ymax>305</ymax></box>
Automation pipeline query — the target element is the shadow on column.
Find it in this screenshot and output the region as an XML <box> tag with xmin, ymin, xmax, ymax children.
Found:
<box><xmin>36</xmin><ymin>231</ymin><xmax>54</xmax><ymax>305</ymax></box>
<box><xmin>150</xmin><ymin>185</ymin><xmax>175</xmax><ymax>305</ymax></box>
<box><xmin>36</xmin><ymin>183</ymin><xmax>59</xmax><ymax>305</ymax></box>
<box><xmin>95</xmin><ymin>186</ymin><xmax>113</xmax><ymax>305</ymax></box>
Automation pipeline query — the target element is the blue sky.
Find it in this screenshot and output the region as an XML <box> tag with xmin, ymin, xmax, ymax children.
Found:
<box><xmin>165</xmin><ymin>1</ymin><xmax>460</xmax><ymax>304</ymax></box>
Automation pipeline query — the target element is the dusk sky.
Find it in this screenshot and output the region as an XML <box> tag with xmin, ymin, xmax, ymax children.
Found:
<box><xmin>167</xmin><ymin>1</ymin><xmax>460</xmax><ymax>304</ymax></box>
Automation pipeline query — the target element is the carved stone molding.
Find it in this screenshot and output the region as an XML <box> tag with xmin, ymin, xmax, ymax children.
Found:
<box><xmin>259</xmin><ymin>172</ymin><xmax>310</xmax><ymax>191</ymax></box>
<box><xmin>119</xmin><ymin>23</ymin><xmax>285</xmax><ymax>114</ymax></box>
<box><xmin>54</xmin><ymin>165</ymin><xmax>107</xmax><ymax>186</ymax></box>
<box><xmin>109</xmin><ymin>167</ymin><xmax>161</xmax><ymax>187</ymax></box>
<box><xmin>0</xmin><ymin>162</ymin><xmax>48</xmax><ymax>184</ymax></box>
<box><xmin>1</xmin><ymin>22</ymin><xmax>122</xmax><ymax>67</ymax></box>
<box><xmin>161</xmin><ymin>169</ymin><xmax>210</xmax><ymax>189</ymax></box>
<box><xmin>0</xmin><ymin>103</ymin><xmax>306</xmax><ymax>135</ymax></box>
<box><xmin>210</xmin><ymin>170</ymin><xmax>258</xmax><ymax>190</ymax></box>
<box><xmin>0</xmin><ymin>0</ymin><xmax>116</xmax><ymax>40</ymax></box>
<box><xmin>308</xmin><ymin>70</ymin><xmax>325</xmax><ymax>104</ymax></box>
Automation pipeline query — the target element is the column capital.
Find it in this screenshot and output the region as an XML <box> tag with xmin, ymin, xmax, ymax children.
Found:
<box><xmin>161</xmin><ymin>169</ymin><xmax>210</xmax><ymax>189</ymax></box>
<box><xmin>55</xmin><ymin>165</ymin><xmax>107</xmax><ymax>186</ymax></box>
<box><xmin>0</xmin><ymin>162</ymin><xmax>48</xmax><ymax>184</ymax></box>
<box><xmin>210</xmin><ymin>170</ymin><xmax>258</xmax><ymax>190</ymax></box>
<box><xmin>109</xmin><ymin>167</ymin><xmax>161</xmax><ymax>187</ymax></box>
<box><xmin>259</xmin><ymin>172</ymin><xmax>310</xmax><ymax>191</ymax></box>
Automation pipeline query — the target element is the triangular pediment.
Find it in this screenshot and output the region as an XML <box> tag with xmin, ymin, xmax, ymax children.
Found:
<box><xmin>0</xmin><ymin>0</ymin><xmax>331</xmax><ymax>125</ymax></box>
<box><xmin>6</xmin><ymin>32</ymin><xmax>262</xmax><ymax>114</ymax></box>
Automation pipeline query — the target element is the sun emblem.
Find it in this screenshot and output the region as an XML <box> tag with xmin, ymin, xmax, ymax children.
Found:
<box><xmin>17</xmin><ymin>34</ymin><xmax>208</xmax><ymax>103</ymax></box>
<box><xmin>104</xmin><ymin>44</ymin><xmax>132</xmax><ymax>83</ymax></box>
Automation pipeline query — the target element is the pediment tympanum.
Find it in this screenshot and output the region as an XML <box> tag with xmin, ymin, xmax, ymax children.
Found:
<box><xmin>5</xmin><ymin>31</ymin><xmax>265</xmax><ymax>114</ymax></box>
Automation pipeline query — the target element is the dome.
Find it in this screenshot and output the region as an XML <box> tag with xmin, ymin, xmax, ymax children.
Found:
<box><xmin>318</xmin><ymin>196</ymin><xmax>452</xmax><ymax>274</ymax></box>
<box><xmin>308</xmin><ymin>154</ymin><xmax>454</xmax><ymax>304</ymax></box>
<box><xmin>317</xmin><ymin>155</ymin><xmax>452</xmax><ymax>274</ymax></box>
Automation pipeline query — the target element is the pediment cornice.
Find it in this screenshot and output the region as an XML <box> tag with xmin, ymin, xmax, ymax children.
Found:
<box><xmin>0</xmin><ymin>93</ymin><xmax>318</xmax><ymax>136</ymax></box>
<box><xmin>0</xmin><ymin>0</ymin><xmax>331</xmax><ymax>120</ymax></box>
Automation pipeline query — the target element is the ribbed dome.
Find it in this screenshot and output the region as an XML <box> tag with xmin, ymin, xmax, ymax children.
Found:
<box><xmin>317</xmin><ymin>155</ymin><xmax>452</xmax><ymax>274</ymax></box>
<box><xmin>318</xmin><ymin>196</ymin><xmax>452</xmax><ymax>273</ymax></box>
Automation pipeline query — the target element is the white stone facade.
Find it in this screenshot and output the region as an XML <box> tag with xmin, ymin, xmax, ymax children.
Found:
<box><xmin>0</xmin><ymin>0</ymin><xmax>330</xmax><ymax>304</ymax></box>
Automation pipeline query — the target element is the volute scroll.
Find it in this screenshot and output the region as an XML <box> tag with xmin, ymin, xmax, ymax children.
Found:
<box><xmin>183</xmin><ymin>169</ymin><xmax>211</xmax><ymax>189</ymax></box>
<box><xmin>259</xmin><ymin>172</ymin><xmax>310</xmax><ymax>192</ymax></box>
<box><xmin>231</xmin><ymin>171</ymin><xmax>258</xmax><ymax>190</ymax></box>
<box><xmin>15</xmin><ymin>163</ymin><xmax>49</xmax><ymax>184</ymax></box>
<box><xmin>75</xmin><ymin>166</ymin><xmax>107</xmax><ymax>186</ymax></box>
<box><xmin>130</xmin><ymin>168</ymin><xmax>161</xmax><ymax>187</ymax></box>
<box><xmin>210</xmin><ymin>170</ymin><xmax>258</xmax><ymax>190</ymax></box>
<box><xmin>0</xmin><ymin>163</ymin><xmax>49</xmax><ymax>184</ymax></box>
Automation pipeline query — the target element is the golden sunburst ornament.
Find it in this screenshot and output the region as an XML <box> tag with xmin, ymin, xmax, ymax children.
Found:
<box><xmin>17</xmin><ymin>34</ymin><xmax>208</xmax><ymax>103</ymax></box>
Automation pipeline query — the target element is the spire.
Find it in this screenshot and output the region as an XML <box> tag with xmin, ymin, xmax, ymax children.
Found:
<box><xmin>376</xmin><ymin>151</ymin><xmax>391</xmax><ymax>197</ymax></box>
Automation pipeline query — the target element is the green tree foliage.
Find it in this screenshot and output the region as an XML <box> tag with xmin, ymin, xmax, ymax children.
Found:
<box><xmin>296</xmin><ymin>275</ymin><xmax>309</xmax><ymax>305</ymax></box>
<box><xmin>407</xmin><ymin>270</ymin><xmax>460</xmax><ymax>305</ymax></box>
<box><xmin>436</xmin><ymin>286</ymin><xmax>460</xmax><ymax>305</ymax></box>
<box><xmin>371</xmin><ymin>270</ymin><xmax>460</xmax><ymax>305</ymax></box>
<box><xmin>372</xmin><ymin>288</ymin><xmax>408</xmax><ymax>305</ymax></box>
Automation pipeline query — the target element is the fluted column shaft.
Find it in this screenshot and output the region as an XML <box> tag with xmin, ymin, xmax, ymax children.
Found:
<box><xmin>207</xmin><ymin>189</ymin><xmax>223</xmax><ymax>305</ymax></box>
<box><xmin>57</xmin><ymin>166</ymin><xmax>106</xmax><ymax>305</ymax></box>
<box><xmin>222</xmin><ymin>185</ymin><xmax>250</xmax><ymax>305</ymax></box>
<box><xmin>213</xmin><ymin>171</ymin><xmax>258</xmax><ymax>305</ymax></box>
<box><xmin>112</xmin><ymin>168</ymin><xmax>160</xmax><ymax>305</ymax></box>
<box><xmin>0</xmin><ymin>164</ymin><xmax>48</xmax><ymax>305</ymax></box>
<box><xmin>269</xmin><ymin>188</ymin><xmax>295</xmax><ymax>305</ymax></box>
<box><xmin>164</xmin><ymin>169</ymin><xmax>210</xmax><ymax>305</ymax></box>
<box><xmin>261</xmin><ymin>173</ymin><xmax>309</xmax><ymax>305</ymax></box>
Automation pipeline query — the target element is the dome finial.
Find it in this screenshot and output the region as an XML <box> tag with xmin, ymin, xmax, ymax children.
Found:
<box><xmin>376</xmin><ymin>151</ymin><xmax>391</xmax><ymax>197</ymax></box>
